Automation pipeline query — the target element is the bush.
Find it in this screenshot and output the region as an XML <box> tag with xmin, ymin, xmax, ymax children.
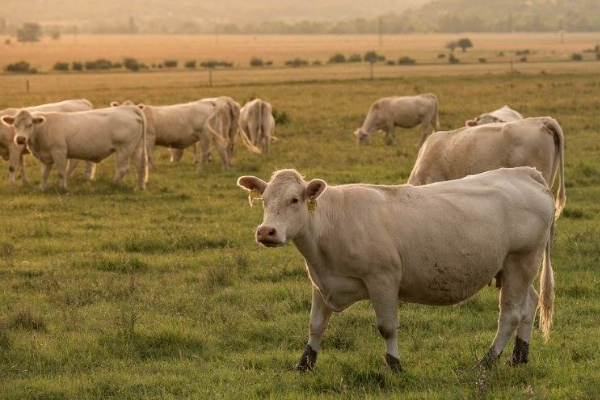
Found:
<box><xmin>448</xmin><ymin>54</ymin><xmax>460</xmax><ymax>64</ymax></box>
<box><xmin>85</xmin><ymin>59</ymin><xmax>112</xmax><ymax>70</ymax></box>
<box><xmin>386</xmin><ymin>60</ymin><xmax>396</xmax><ymax>66</ymax></box>
<box><xmin>112</xmin><ymin>62</ymin><xmax>122</xmax><ymax>69</ymax></box>
<box><xmin>437</xmin><ymin>53</ymin><xmax>446</xmax><ymax>59</ymax></box>
<box><xmin>185</xmin><ymin>60</ymin><xmax>197</xmax><ymax>69</ymax></box>
<box><xmin>497</xmin><ymin>52</ymin><xmax>505</xmax><ymax>57</ymax></box>
<box><xmin>72</xmin><ymin>62</ymin><xmax>83</xmax><ymax>71</ymax></box>
<box><xmin>479</xmin><ymin>58</ymin><xmax>487</xmax><ymax>63</ymax></box>
<box><xmin>571</xmin><ymin>53</ymin><xmax>583</xmax><ymax>61</ymax></box>
<box><xmin>398</xmin><ymin>56</ymin><xmax>416</xmax><ymax>65</ymax></box>
<box><xmin>516</xmin><ymin>50</ymin><xmax>530</xmax><ymax>56</ymax></box>
<box><xmin>312</xmin><ymin>60</ymin><xmax>322</xmax><ymax>66</ymax></box>
<box><xmin>273</xmin><ymin>108</ymin><xmax>291</xmax><ymax>125</ymax></box>
<box><xmin>285</xmin><ymin>58</ymin><xmax>309</xmax><ymax>67</ymax></box>
<box><xmin>4</xmin><ymin>61</ymin><xmax>36</xmax><ymax>74</ymax></box>
<box><xmin>348</xmin><ymin>53</ymin><xmax>362</xmax><ymax>63</ymax></box>
<box><xmin>328</xmin><ymin>53</ymin><xmax>346</xmax><ymax>64</ymax></box>
<box><xmin>200</xmin><ymin>60</ymin><xmax>233</xmax><ymax>68</ymax></box>
<box><xmin>53</xmin><ymin>62</ymin><xmax>69</xmax><ymax>71</ymax></box>
<box><xmin>520</xmin><ymin>56</ymin><xmax>528</xmax><ymax>63</ymax></box>
<box><xmin>265</xmin><ymin>61</ymin><xmax>273</xmax><ymax>66</ymax></box>
<box><xmin>250</xmin><ymin>57</ymin><xmax>264</xmax><ymax>67</ymax></box>
<box><xmin>164</xmin><ymin>60</ymin><xmax>178</xmax><ymax>68</ymax></box>
<box><xmin>123</xmin><ymin>58</ymin><xmax>140</xmax><ymax>72</ymax></box>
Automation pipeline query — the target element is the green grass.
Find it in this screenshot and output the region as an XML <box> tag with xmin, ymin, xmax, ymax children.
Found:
<box><xmin>1</xmin><ymin>72</ymin><xmax>599</xmax><ymax>399</ymax></box>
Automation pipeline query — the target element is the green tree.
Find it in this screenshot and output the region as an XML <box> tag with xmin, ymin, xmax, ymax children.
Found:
<box><xmin>17</xmin><ymin>23</ymin><xmax>42</xmax><ymax>43</ymax></box>
<box><xmin>457</xmin><ymin>38</ymin><xmax>473</xmax><ymax>52</ymax></box>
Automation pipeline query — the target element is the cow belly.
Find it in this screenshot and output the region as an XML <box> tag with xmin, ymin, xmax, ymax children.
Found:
<box><xmin>156</xmin><ymin>134</ymin><xmax>196</xmax><ymax>148</ymax></box>
<box><xmin>317</xmin><ymin>275</ymin><xmax>369</xmax><ymax>312</ymax></box>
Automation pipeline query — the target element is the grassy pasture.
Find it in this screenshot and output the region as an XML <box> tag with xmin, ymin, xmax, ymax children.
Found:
<box><xmin>0</xmin><ymin>50</ymin><xmax>600</xmax><ymax>398</ymax></box>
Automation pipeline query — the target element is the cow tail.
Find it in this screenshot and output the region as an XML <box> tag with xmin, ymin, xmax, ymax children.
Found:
<box><xmin>542</xmin><ymin>117</ymin><xmax>566</xmax><ymax>219</ymax></box>
<box><xmin>539</xmin><ymin>219</ymin><xmax>555</xmax><ymax>342</ymax></box>
<box><xmin>433</xmin><ymin>95</ymin><xmax>440</xmax><ymax>131</ymax></box>
<box><xmin>236</xmin><ymin>119</ymin><xmax>262</xmax><ymax>155</ymax></box>
<box><xmin>138</xmin><ymin>107</ymin><xmax>149</xmax><ymax>186</ymax></box>
<box><xmin>206</xmin><ymin>110</ymin><xmax>229</xmax><ymax>152</ymax></box>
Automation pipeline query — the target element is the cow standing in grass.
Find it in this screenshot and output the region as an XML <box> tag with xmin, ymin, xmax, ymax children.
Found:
<box><xmin>239</xmin><ymin>98</ymin><xmax>275</xmax><ymax>155</ymax></box>
<box><xmin>466</xmin><ymin>105</ymin><xmax>523</xmax><ymax>126</ymax></box>
<box><xmin>1</xmin><ymin>107</ymin><xmax>148</xmax><ymax>190</ymax></box>
<box><xmin>354</xmin><ymin>94</ymin><xmax>439</xmax><ymax>147</ymax></box>
<box><xmin>237</xmin><ymin>167</ymin><xmax>555</xmax><ymax>372</ymax></box>
<box><xmin>0</xmin><ymin>99</ymin><xmax>94</xmax><ymax>185</ymax></box>
<box><xmin>408</xmin><ymin>117</ymin><xmax>566</xmax><ymax>219</ymax></box>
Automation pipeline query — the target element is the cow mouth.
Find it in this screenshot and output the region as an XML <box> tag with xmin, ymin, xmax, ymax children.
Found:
<box><xmin>258</xmin><ymin>239</ymin><xmax>285</xmax><ymax>248</ymax></box>
<box><xmin>15</xmin><ymin>138</ymin><xmax>26</xmax><ymax>145</ymax></box>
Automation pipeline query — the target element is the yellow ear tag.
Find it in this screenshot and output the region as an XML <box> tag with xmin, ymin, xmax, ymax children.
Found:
<box><xmin>249</xmin><ymin>189</ymin><xmax>263</xmax><ymax>207</ymax></box>
<box><xmin>307</xmin><ymin>197</ymin><xmax>317</xmax><ymax>212</ymax></box>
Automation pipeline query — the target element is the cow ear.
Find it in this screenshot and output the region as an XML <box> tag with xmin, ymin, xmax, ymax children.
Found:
<box><xmin>465</xmin><ymin>120</ymin><xmax>478</xmax><ymax>127</ymax></box>
<box><xmin>110</xmin><ymin>102</ymin><xmax>120</xmax><ymax>107</ymax></box>
<box><xmin>137</xmin><ymin>104</ymin><xmax>146</xmax><ymax>110</ymax></box>
<box><xmin>306</xmin><ymin>179</ymin><xmax>327</xmax><ymax>200</ymax></box>
<box><xmin>32</xmin><ymin>116</ymin><xmax>45</xmax><ymax>125</ymax></box>
<box><xmin>1</xmin><ymin>116</ymin><xmax>15</xmax><ymax>126</ymax></box>
<box><xmin>237</xmin><ymin>176</ymin><xmax>267</xmax><ymax>194</ymax></box>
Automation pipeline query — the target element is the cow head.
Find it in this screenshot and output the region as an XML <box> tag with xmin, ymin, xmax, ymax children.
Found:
<box><xmin>111</xmin><ymin>100</ymin><xmax>144</xmax><ymax>109</ymax></box>
<box><xmin>1</xmin><ymin>110</ymin><xmax>45</xmax><ymax>145</ymax></box>
<box><xmin>237</xmin><ymin>169</ymin><xmax>327</xmax><ymax>247</ymax></box>
<box><xmin>466</xmin><ymin>114</ymin><xmax>501</xmax><ymax>127</ymax></box>
<box><xmin>354</xmin><ymin>128</ymin><xmax>371</xmax><ymax>145</ymax></box>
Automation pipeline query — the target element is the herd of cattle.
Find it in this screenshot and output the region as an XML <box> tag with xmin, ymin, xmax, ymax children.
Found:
<box><xmin>2</xmin><ymin>92</ymin><xmax>567</xmax><ymax>373</ymax></box>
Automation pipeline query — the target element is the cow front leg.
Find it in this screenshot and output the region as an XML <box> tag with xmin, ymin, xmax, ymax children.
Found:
<box><xmin>368</xmin><ymin>282</ymin><xmax>401</xmax><ymax>372</ymax></box>
<box><xmin>198</xmin><ymin>136</ymin><xmax>211</xmax><ymax>173</ymax></box>
<box><xmin>66</xmin><ymin>159</ymin><xmax>79</xmax><ymax>180</ymax></box>
<box><xmin>52</xmin><ymin>151</ymin><xmax>69</xmax><ymax>189</ymax></box>
<box><xmin>294</xmin><ymin>286</ymin><xmax>332</xmax><ymax>372</ymax></box>
<box><xmin>192</xmin><ymin>143</ymin><xmax>200</xmax><ymax>164</ymax></box>
<box><xmin>40</xmin><ymin>163</ymin><xmax>53</xmax><ymax>190</ymax></box>
<box><xmin>84</xmin><ymin>162</ymin><xmax>97</xmax><ymax>181</ymax></box>
<box><xmin>18</xmin><ymin>153</ymin><xmax>28</xmax><ymax>184</ymax></box>
<box><xmin>508</xmin><ymin>285</ymin><xmax>538</xmax><ymax>366</ymax></box>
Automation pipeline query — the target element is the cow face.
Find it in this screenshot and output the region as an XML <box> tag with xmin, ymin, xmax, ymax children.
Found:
<box><xmin>354</xmin><ymin>128</ymin><xmax>371</xmax><ymax>145</ymax></box>
<box><xmin>237</xmin><ymin>170</ymin><xmax>327</xmax><ymax>247</ymax></box>
<box><xmin>466</xmin><ymin>114</ymin><xmax>500</xmax><ymax>127</ymax></box>
<box><xmin>1</xmin><ymin>111</ymin><xmax>45</xmax><ymax>145</ymax></box>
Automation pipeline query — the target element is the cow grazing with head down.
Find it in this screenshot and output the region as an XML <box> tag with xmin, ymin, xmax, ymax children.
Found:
<box><xmin>408</xmin><ymin>117</ymin><xmax>566</xmax><ymax>219</ymax></box>
<box><xmin>0</xmin><ymin>99</ymin><xmax>94</xmax><ymax>185</ymax></box>
<box><xmin>1</xmin><ymin>107</ymin><xmax>148</xmax><ymax>190</ymax></box>
<box><xmin>111</xmin><ymin>100</ymin><xmax>228</xmax><ymax>171</ymax></box>
<box><xmin>354</xmin><ymin>94</ymin><xmax>439</xmax><ymax>147</ymax></box>
<box><xmin>466</xmin><ymin>105</ymin><xmax>523</xmax><ymax>127</ymax></box>
<box><xmin>237</xmin><ymin>167</ymin><xmax>555</xmax><ymax>372</ymax></box>
<box><xmin>239</xmin><ymin>98</ymin><xmax>275</xmax><ymax>155</ymax></box>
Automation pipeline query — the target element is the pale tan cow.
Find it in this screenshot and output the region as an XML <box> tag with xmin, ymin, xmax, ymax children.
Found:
<box><xmin>239</xmin><ymin>98</ymin><xmax>275</xmax><ymax>155</ymax></box>
<box><xmin>408</xmin><ymin>117</ymin><xmax>565</xmax><ymax>219</ymax></box>
<box><xmin>354</xmin><ymin>94</ymin><xmax>439</xmax><ymax>147</ymax></box>
<box><xmin>1</xmin><ymin>107</ymin><xmax>148</xmax><ymax>190</ymax></box>
<box><xmin>237</xmin><ymin>167</ymin><xmax>555</xmax><ymax>372</ymax></box>
<box><xmin>0</xmin><ymin>99</ymin><xmax>93</xmax><ymax>184</ymax></box>
<box><xmin>466</xmin><ymin>105</ymin><xmax>524</xmax><ymax>127</ymax></box>
<box><xmin>111</xmin><ymin>100</ymin><xmax>228</xmax><ymax>170</ymax></box>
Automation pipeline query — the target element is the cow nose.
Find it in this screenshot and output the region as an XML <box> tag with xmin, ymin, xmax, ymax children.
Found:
<box><xmin>256</xmin><ymin>226</ymin><xmax>277</xmax><ymax>242</ymax></box>
<box><xmin>15</xmin><ymin>136</ymin><xmax>26</xmax><ymax>145</ymax></box>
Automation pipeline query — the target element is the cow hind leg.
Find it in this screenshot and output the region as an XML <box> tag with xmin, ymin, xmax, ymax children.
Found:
<box><xmin>419</xmin><ymin>120</ymin><xmax>431</xmax><ymax>147</ymax></box>
<box><xmin>508</xmin><ymin>285</ymin><xmax>538</xmax><ymax>366</ymax></box>
<box><xmin>368</xmin><ymin>280</ymin><xmax>401</xmax><ymax>372</ymax></box>
<box><xmin>170</xmin><ymin>148</ymin><xmax>184</xmax><ymax>163</ymax></box>
<box><xmin>114</xmin><ymin>149</ymin><xmax>131</xmax><ymax>184</ymax></box>
<box><xmin>479</xmin><ymin>252</ymin><xmax>539</xmax><ymax>368</ymax></box>
<box><xmin>84</xmin><ymin>162</ymin><xmax>97</xmax><ymax>181</ymax></box>
<box><xmin>40</xmin><ymin>163</ymin><xmax>53</xmax><ymax>190</ymax></box>
<box><xmin>66</xmin><ymin>159</ymin><xmax>79</xmax><ymax>180</ymax></box>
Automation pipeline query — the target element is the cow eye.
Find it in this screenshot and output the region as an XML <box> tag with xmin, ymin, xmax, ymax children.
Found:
<box><xmin>291</xmin><ymin>198</ymin><xmax>299</xmax><ymax>204</ymax></box>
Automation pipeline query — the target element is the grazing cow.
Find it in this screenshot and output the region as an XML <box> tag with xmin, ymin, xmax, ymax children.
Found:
<box><xmin>237</xmin><ymin>167</ymin><xmax>555</xmax><ymax>372</ymax></box>
<box><xmin>354</xmin><ymin>94</ymin><xmax>439</xmax><ymax>147</ymax></box>
<box><xmin>1</xmin><ymin>107</ymin><xmax>148</xmax><ymax>190</ymax></box>
<box><xmin>170</xmin><ymin>96</ymin><xmax>259</xmax><ymax>163</ymax></box>
<box><xmin>466</xmin><ymin>105</ymin><xmax>524</xmax><ymax>127</ymax></box>
<box><xmin>111</xmin><ymin>100</ymin><xmax>228</xmax><ymax>170</ymax></box>
<box><xmin>239</xmin><ymin>98</ymin><xmax>275</xmax><ymax>155</ymax></box>
<box><xmin>0</xmin><ymin>99</ymin><xmax>94</xmax><ymax>184</ymax></box>
<box><xmin>408</xmin><ymin>117</ymin><xmax>566</xmax><ymax>219</ymax></box>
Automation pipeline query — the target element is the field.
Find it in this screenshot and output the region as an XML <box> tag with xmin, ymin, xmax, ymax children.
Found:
<box><xmin>1</xmin><ymin>34</ymin><xmax>600</xmax><ymax>399</ymax></box>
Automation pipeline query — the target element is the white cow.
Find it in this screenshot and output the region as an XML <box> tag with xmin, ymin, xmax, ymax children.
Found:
<box><xmin>466</xmin><ymin>105</ymin><xmax>524</xmax><ymax>127</ymax></box>
<box><xmin>239</xmin><ymin>98</ymin><xmax>275</xmax><ymax>155</ymax></box>
<box><xmin>408</xmin><ymin>117</ymin><xmax>565</xmax><ymax>219</ymax></box>
<box><xmin>170</xmin><ymin>96</ymin><xmax>259</xmax><ymax>163</ymax></box>
<box><xmin>237</xmin><ymin>167</ymin><xmax>555</xmax><ymax>372</ymax></box>
<box><xmin>0</xmin><ymin>99</ymin><xmax>94</xmax><ymax>184</ymax></box>
<box><xmin>354</xmin><ymin>94</ymin><xmax>439</xmax><ymax>147</ymax></box>
<box><xmin>1</xmin><ymin>107</ymin><xmax>148</xmax><ymax>190</ymax></box>
<box><xmin>111</xmin><ymin>100</ymin><xmax>228</xmax><ymax>170</ymax></box>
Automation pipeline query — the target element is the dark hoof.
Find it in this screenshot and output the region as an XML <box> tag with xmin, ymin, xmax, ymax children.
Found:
<box><xmin>385</xmin><ymin>353</ymin><xmax>402</xmax><ymax>372</ymax></box>
<box><xmin>292</xmin><ymin>345</ymin><xmax>317</xmax><ymax>372</ymax></box>
<box><xmin>476</xmin><ymin>349</ymin><xmax>500</xmax><ymax>369</ymax></box>
<box><xmin>507</xmin><ymin>337</ymin><xmax>529</xmax><ymax>367</ymax></box>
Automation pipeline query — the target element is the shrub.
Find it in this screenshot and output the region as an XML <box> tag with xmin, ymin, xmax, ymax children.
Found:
<box><xmin>72</xmin><ymin>62</ymin><xmax>83</xmax><ymax>71</ymax></box>
<box><xmin>164</xmin><ymin>60</ymin><xmax>178</xmax><ymax>68</ymax></box>
<box><xmin>284</xmin><ymin>58</ymin><xmax>309</xmax><ymax>67</ymax></box>
<box><xmin>457</xmin><ymin>38</ymin><xmax>473</xmax><ymax>52</ymax></box>
<box><xmin>312</xmin><ymin>60</ymin><xmax>322</xmax><ymax>66</ymax></box>
<box><xmin>85</xmin><ymin>59</ymin><xmax>112</xmax><ymax>70</ymax></box>
<box><xmin>398</xmin><ymin>56</ymin><xmax>416</xmax><ymax>65</ymax></box>
<box><xmin>448</xmin><ymin>54</ymin><xmax>460</xmax><ymax>64</ymax></box>
<box><xmin>265</xmin><ymin>61</ymin><xmax>273</xmax><ymax>66</ymax></box>
<box><xmin>250</xmin><ymin>57</ymin><xmax>264</xmax><ymax>67</ymax></box>
<box><xmin>273</xmin><ymin>108</ymin><xmax>290</xmax><ymax>125</ymax></box>
<box><xmin>112</xmin><ymin>62</ymin><xmax>122</xmax><ymax>69</ymax></box>
<box><xmin>4</xmin><ymin>61</ymin><xmax>36</xmax><ymax>73</ymax></box>
<box><xmin>185</xmin><ymin>60</ymin><xmax>197</xmax><ymax>69</ymax></box>
<box><xmin>479</xmin><ymin>58</ymin><xmax>487</xmax><ymax>63</ymax></box>
<box><xmin>437</xmin><ymin>53</ymin><xmax>446</xmax><ymax>59</ymax></box>
<box><xmin>571</xmin><ymin>53</ymin><xmax>583</xmax><ymax>61</ymax></box>
<box><xmin>386</xmin><ymin>60</ymin><xmax>396</xmax><ymax>66</ymax></box>
<box><xmin>328</xmin><ymin>53</ymin><xmax>346</xmax><ymax>63</ymax></box>
<box><xmin>348</xmin><ymin>53</ymin><xmax>362</xmax><ymax>63</ymax></box>
<box><xmin>520</xmin><ymin>56</ymin><xmax>528</xmax><ymax>63</ymax></box>
<box><xmin>497</xmin><ymin>51</ymin><xmax>505</xmax><ymax>56</ymax></box>
<box><xmin>516</xmin><ymin>49</ymin><xmax>530</xmax><ymax>56</ymax></box>
<box><xmin>200</xmin><ymin>60</ymin><xmax>233</xmax><ymax>68</ymax></box>
<box><xmin>53</xmin><ymin>62</ymin><xmax>69</xmax><ymax>71</ymax></box>
<box><xmin>123</xmin><ymin>58</ymin><xmax>140</xmax><ymax>71</ymax></box>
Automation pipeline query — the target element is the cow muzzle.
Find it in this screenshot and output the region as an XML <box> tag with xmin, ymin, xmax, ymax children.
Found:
<box><xmin>15</xmin><ymin>136</ymin><xmax>26</xmax><ymax>145</ymax></box>
<box><xmin>256</xmin><ymin>225</ymin><xmax>284</xmax><ymax>247</ymax></box>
